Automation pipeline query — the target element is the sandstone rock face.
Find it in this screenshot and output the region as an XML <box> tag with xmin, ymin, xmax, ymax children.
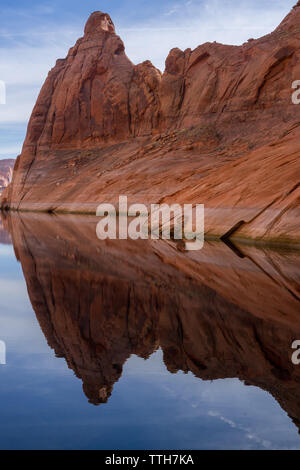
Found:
<box><xmin>2</xmin><ymin>5</ymin><xmax>300</xmax><ymax>245</ymax></box>
<box><xmin>0</xmin><ymin>159</ymin><xmax>14</xmax><ymax>195</ymax></box>
<box><xmin>3</xmin><ymin>212</ymin><xmax>300</xmax><ymax>427</ymax></box>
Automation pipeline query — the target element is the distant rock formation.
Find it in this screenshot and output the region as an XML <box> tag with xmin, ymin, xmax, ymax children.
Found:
<box><xmin>2</xmin><ymin>5</ymin><xmax>300</xmax><ymax>245</ymax></box>
<box><xmin>0</xmin><ymin>217</ymin><xmax>11</xmax><ymax>244</ymax></box>
<box><xmin>4</xmin><ymin>212</ymin><xmax>300</xmax><ymax>429</ymax></box>
<box><xmin>0</xmin><ymin>159</ymin><xmax>14</xmax><ymax>195</ymax></box>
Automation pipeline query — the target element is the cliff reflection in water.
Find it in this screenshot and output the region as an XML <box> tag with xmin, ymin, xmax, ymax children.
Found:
<box><xmin>2</xmin><ymin>212</ymin><xmax>300</xmax><ymax>428</ymax></box>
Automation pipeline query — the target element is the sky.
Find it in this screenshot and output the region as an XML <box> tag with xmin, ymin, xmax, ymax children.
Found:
<box><xmin>0</xmin><ymin>0</ymin><xmax>296</xmax><ymax>159</ymax></box>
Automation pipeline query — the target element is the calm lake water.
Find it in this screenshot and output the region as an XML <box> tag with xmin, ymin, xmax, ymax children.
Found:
<box><xmin>0</xmin><ymin>212</ymin><xmax>299</xmax><ymax>450</ymax></box>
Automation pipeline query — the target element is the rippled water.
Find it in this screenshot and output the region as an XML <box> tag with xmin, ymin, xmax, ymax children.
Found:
<box><xmin>0</xmin><ymin>212</ymin><xmax>299</xmax><ymax>450</ymax></box>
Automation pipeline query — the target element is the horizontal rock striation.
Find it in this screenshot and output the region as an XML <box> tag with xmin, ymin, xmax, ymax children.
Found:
<box><xmin>2</xmin><ymin>5</ymin><xmax>300</xmax><ymax>245</ymax></box>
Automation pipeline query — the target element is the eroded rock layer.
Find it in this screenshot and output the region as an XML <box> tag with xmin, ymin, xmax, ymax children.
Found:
<box><xmin>2</xmin><ymin>5</ymin><xmax>300</xmax><ymax>245</ymax></box>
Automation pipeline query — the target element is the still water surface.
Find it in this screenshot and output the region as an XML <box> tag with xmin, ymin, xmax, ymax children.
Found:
<box><xmin>0</xmin><ymin>212</ymin><xmax>299</xmax><ymax>450</ymax></box>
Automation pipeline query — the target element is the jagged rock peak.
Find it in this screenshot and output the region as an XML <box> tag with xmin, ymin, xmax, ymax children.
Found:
<box><xmin>84</xmin><ymin>11</ymin><xmax>115</xmax><ymax>35</ymax></box>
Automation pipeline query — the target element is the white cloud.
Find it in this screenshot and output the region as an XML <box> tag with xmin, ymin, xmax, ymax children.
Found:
<box><xmin>164</xmin><ymin>4</ymin><xmax>181</xmax><ymax>16</ymax></box>
<box><xmin>0</xmin><ymin>25</ymin><xmax>81</xmax><ymax>122</ymax></box>
<box><xmin>121</xmin><ymin>0</ymin><xmax>295</xmax><ymax>71</ymax></box>
<box><xmin>0</xmin><ymin>144</ymin><xmax>22</xmax><ymax>158</ymax></box>
<box><xmin>208</xmin><ymin>410</ymin><xmax>272</xmax><ymax>449</ymax></box>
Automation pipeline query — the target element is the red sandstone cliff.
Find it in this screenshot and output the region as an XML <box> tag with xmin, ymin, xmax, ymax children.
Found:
<box><xmin>1</xmin><ymin>6</ymin><xmax>300</xmax><ymax>245</ymax></box>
